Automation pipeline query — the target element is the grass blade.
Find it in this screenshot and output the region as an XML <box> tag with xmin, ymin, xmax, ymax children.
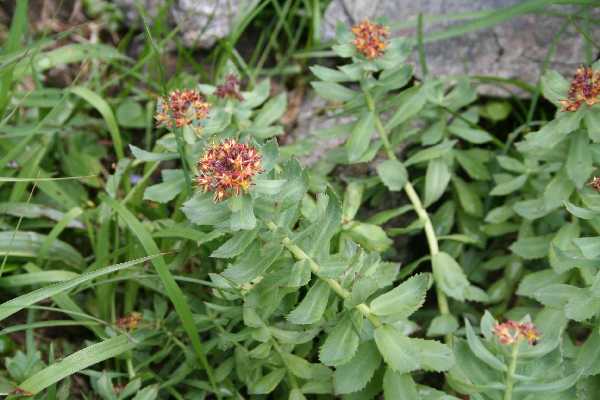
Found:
<box><xmin>0</xmin><ymin>254</ymin><xmax>157</xmax><ymax>322</ymax></box>
<box><xmin>18</xmin><ymin>331</ymin><xmax>152</xmax><ymax>394</ymax></box>
<box><xmin>103</xmin><ymin>196</ymin><xmax>218</xmax><ymax>393</ymax></box>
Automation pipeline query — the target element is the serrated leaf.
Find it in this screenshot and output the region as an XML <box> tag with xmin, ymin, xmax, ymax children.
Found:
<box><xmin>541</xmin><ymin>70</ymin><xmax>570</xmax><ymax>106</ymax></box>
<box><xmin>374</xmin><ymin>325</ymin><xmax>419</xmax><ymax>373</ymax></box>
<box><xmin>370</xmin><ymin>273</ymin><xmax>431</xmax><ymax>318</ymax></box>
<box><xmin>333</xmin><ymin>341</ymin><xmax>381</xmax><ymax>394</ymax></box>
<box><xmin>287</xmin><ymin>280</ymin><xmax>331</xmax><ymax>325</ymax></box>
<box><xmin>181</xmin><ymin>193</ymin><xmax>230</xmax><ymax>226</ymax></box>
<box><xmin>585</xmin><ymin>107</ymin><xmax>600</xmax><ymax>142</ymax></box>
<box><xmin>427</xmin><ymin>314</ymin><xmax>459</xmax><ymax>337</ymax></box>
<box><xmin>510</xmin><ymin>235</ymin><xmax>551</xmax><ymax>260</ymax></box>
<box><xmin>211</xmin><ymin>230</ymin><xmax>257</xmax><ymax>258</ymax></box>
<box><xmin>319</xmin><ymin>314</ymin><xmax>359</xmax><ymax>366</ymax></box>
<box><xmin>567</xmin><ymin>130</ymin><xmax>593</xmax><ymax>188</ymax></box>
<box><xmin>409</xmin><ymin>338</ymin><xmax>454</xmax><ymax>371</ymax></box>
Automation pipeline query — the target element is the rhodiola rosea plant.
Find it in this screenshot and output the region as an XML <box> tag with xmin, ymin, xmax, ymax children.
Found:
<box><xmin>2</xmin><ymin>11</ymin><xmax>600</xmax><ymax>400</ymax></box>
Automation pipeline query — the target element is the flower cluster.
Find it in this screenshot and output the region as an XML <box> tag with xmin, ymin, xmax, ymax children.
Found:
<box><xmin>196</xmin><ymin>139</ymin><xmax>262</xmax><ymax>202</ymax></box>
<box><xmin>493</xmin><ymin>320</ymin><xmax>540</xmax><ymax>346</ymax></box>
<box><xmin>589</xmin><ymin>176</ymin><xmax>600</xmax><ymax>191</ymax></box>
<box><xmin>215</xmin><ymin>74</ymin><xmax>243</xmax><ymax>101</ymax></box>
<box><xmin>560</xmin><ymin>66</ymin><xmax>600</xmax><ymax>112</ymax></box>
<box><xmin>351</xmin><ymin>19</ymin><xmax>389</xmax><ymax>60</ymax></box>
<box><xmin>155</xmin><ymin>89</ymin><xmax>211</xmax><ymax>128</ymax></box>
<box><xmin>116</xmin><ymin>312</ymin><xmax>142</xmax><ymax>331</ymax></box>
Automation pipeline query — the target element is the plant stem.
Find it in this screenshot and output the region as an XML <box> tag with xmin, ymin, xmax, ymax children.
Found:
<box><xmin>172</xmin><ymin>127</ymin><xmax>192</xmax><ymax>197</ymax></box>
<box><xmin>504</xmin><ymin>342</ymin><xmax>520</xmax><ymax>400</ymax></box>
<box><xmin>266</xmin><ymin>221</ymin><xmax>382</xmax><ymax>328</ymax></box>
<box><xmin>364</xmin><ymin>89</ymin><xmax>451</xmax><ymax>332</ymax></box>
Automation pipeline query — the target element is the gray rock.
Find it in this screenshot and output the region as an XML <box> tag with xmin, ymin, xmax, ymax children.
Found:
<box><xmin>323</xmin><ymin>0</ymin><xmax>600</xmax><ymax>95</ymax></box>
<box><xmin>113</xmin><ymin>0</ymin><xmax>244</xmax><ymax>48</ymax></box>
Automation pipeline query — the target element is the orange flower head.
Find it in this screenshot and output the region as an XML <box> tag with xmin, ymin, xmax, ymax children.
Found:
<box><xmin>588</xmin><ymin>176</ymin><xmax>600</xmax><ymax>192</ymax></box>
<box><xmin>215</xmin><ymin>74</ymin><xmax>243</xmax><ymax>101</ymax></box>
<box><xmin>351</xmin><ymin>19</ymin><xmax>389</xmax><ymax>59</ymax></box>
<box><xmin>560</xmin><ymin>66</ymin><xmax>600</xmax><ymax>112</ymax></box>
<box><xmin>116</xmin><ymin>312</ymin><xmax>142</xmax><ymax>331</ymax></box>
<box><xmin>493</xmin><ymin>320</ymin><xmax>540</xmax><ymax>346</ymax></box>
<box><xmin>156</xmin><ymin>89</ymin><xmax>211</xmax><ymax>128</ymax></box>
<box><xmin>196</xmin><ymin>139</ymin><xmax>262</xmax><ymax>202</ymax></box>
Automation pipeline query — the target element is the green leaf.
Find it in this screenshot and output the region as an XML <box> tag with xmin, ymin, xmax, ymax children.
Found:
<box><xmin>0</xmin><ymin>231</ymin><xmax>84</xmax><ymax>269</ymax></box>
<box><xmin>229</xmin><ymin>195</ymin><xmax>256</xmax><ymax>231</ymax></box>
<box><xmin>490</xmin><ymin>174</ymin><xmax>527</xmax><ymax>196</ymax></box>
<box><xmin>452</xmin><ymin>177</ymin><xmax>483</xmax><ymax>217</ymax></box>
<box><xmin>409</xmin><ymin>338</ymin><xmax>454</xmax><ymax>371</ymax></box>
<box><xmin>455</xmin><ymin>150</ymin><xmax>490</xmax><ymax>180</ymax></box>
<box><xmin>376</xmin><ymin>159</ymin><xmax>408</xmax><ymax>191</ymax></box>
<box><xmin>427</xmin><ymin>314</ymin><xmax>459</xmax><ymax>337</ymax></box>
<box><xmin>287</xmin><ymin>280</ymin><xmax>330</xmax><ymax>325</ymax></box>
<box><xmin>370</xmin><ymin>273</ymin><xmax>431</xmax><ymax>317</ymax></box>
<box><xmin>116</xmin><ymin>100</ymin><xmax>145</xmax><ymax>128</ymax></box>
<box><xmin>71</xmin><ymin>86</ymin><xmax>124</xmax><ymax>160</ymax></box>
<box><xmin>319</xmin><ymin>314</ymin><xmax>359</xmax><ymax>366</ymax></box>
<box><xmin>254</xmin><ymin>179</ymin><xmax>286</xmax><ymax>196</ymax></box>
<box><xmin>585</xmin><ymin>107</ymin><xmax>600</xmax><ymax>142</ymax></box>
<box><xmin>281</xmin><ymin>352</ymin><xmax>313</xmax><ymax>379</ymax></box>
<box><xmin>518</xmin><ymin>111</ymin><xmax>583</xmax><ymax>151</ymax></box>
<box><xmin>374</xmin><ymin>325</ymin><xmax>419</xmax><ymax>373</ymax></box>
<box><xmin>405</xmin><ymin>140</ymin><xmax>456</xmax><ymax>166</ymax></box>
<box><xmin>181</xmin><ymin>193</ymin><xmax>231</xmax><ymax>226</ymax></box>
<box><xmin>513</xmin><ymin>372</ymin><xmax>581</xmax><ymax>393</ymax></box>
<box><xmin>311</xmin><ymin>81</ymin><xmax>356</xmax><ymax>102</ymax></box>
<box><xmin>510</xmin><ymin>235</ymin><xmax>551</xmax><ymax>260</ymax></box>
<box><xmin>249</xmin><ymin>369</ymin><xmax>286</xmax><ymax>394</ymax></box>
<box><xmin>564</xmin><ymin>201</ymin><xmax>598</xmax><ymax>220</ymax></box>
<box><xmin>464</xmin><ymin>319</ymin><xmax>506</xmax><ymax>371</ymax></box>
<box><xmin>378</xmin><ymin>64</ymin><xmax>413</xmax><ymax>90</ymax></box>
<box><xmin>543</xmin><ymin>170</ymin><xmax>575</xmax><ymax>210</ymax></box>
<box><xmin>0</xmin><ymin>270</ymin><xmax>79</xmax><ymax>287</ymax></box>
<box><xmin>448</xmin><ymin>125</ymin><xmax>493</xmax><ymax>144</ymax></box>
<box><xmin>424</xmin><ymin>159</ymin><xmax>451</xmax><ymax>206</ymax></box>
<box><xmin>573</xmin><ymin>237</ymin><xmax>600</xmax><ymax>259</ymax></box>
<box><xmin>431</xmin><ymin>252</ymin><xmax>470</xmax><ymax>301</ymax></box>
<box><xmin>386</xmin><ymin>86</ymin><xmax>426</xmax><ymax>130</ymax></box>
<box><xmin>497</xmin><ymin>155</ymin><xmax>526</xmax><ymax>174</ymax></box>
<box><xmin>18</xmin><ymin>332</ymin><xmax>151</xmax><ymax>394</ymax></box>
<box><xmin>334</xmin><ymin>341</ymin><xmax>381</xmax><ymax>394</ymax></box>
<box><xmin>131</xmin><ymin>386</ymin><xmax>159</xmax><ymax>400</ymax></box>
<box><xmin>541</xmin><ymin>70</ymin><xmax>570</xmax><ymax>106</ymax></box>
<box><xmin>513</xmin><ymin>198</ymin><xmax>549</xmax><ymax>220</ymax></box>
<box><xmin>567</xmin><ymin>130</ymin><xmax>593</xmax><ymax>188</ymax></box>
<box><xmin>211</xmin><ymin>230</ymin><xmax>257</xmax><ymax>258</ymax></box>
<box><xmin>344</xmin><ymin>222</ymin><xmax>392</xmax><ymax>252</ymax></box>
<box><xmin>143</xmin><ymin>169</ymin><xmax>185</xmax><ymax>203</ymax></box>
<box><xmin>222</xmin><ymin>242</ymin><xmax>282</xmax><ymax>284</ymax></box>
<box><xmin>310</xmin><ymin>65</ymin><xmax>351</xmax><ymax>82</ymax></box>
<box><xmin>383</xmin><ymin>369</ymin><xmax>418</xmax><ymax>400</ymax></box>
<box><xmin>346</xmin><ymin>112</ymin><xmax>375</xmax><ymax>162</ymax></box>
<box><xmin>129</xmin><ymin>145</ymin><xmax>178</xmax><ymax>162</ymax></box>
<box><xmin>253</xmin><ymin>92</ymin><xmax>287</xmax><ymax>127</ymax></box>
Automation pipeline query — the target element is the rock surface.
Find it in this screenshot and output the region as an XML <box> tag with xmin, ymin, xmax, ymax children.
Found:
<box><xmin>113</xmin><ymin>0</ymin><xmax>244</xmax><ymax>48</ymax></box>
<box><xmin>322</xmin><ymin>0</ymin><xmax>600</xmax><ymax>94</ymax></box>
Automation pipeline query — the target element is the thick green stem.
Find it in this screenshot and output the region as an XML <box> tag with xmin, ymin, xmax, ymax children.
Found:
<box><xmin>266</xmin><ymin>221</ymin><xmax>382</xmax><ymax>328</ymax></box>
<box><xmin>364</xmin><ymin>89</ymin><xmax>451</xmax><ymax>326</ymax></box>
<box><xmin>504</xmin><ymin>342</ymin><xmax>520</xmax><ymax>400</ymax></box>
<box><xmin>172</xmin><ymin>127</ymin><xmax>192</xmax><ymax>196</ymax></box>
